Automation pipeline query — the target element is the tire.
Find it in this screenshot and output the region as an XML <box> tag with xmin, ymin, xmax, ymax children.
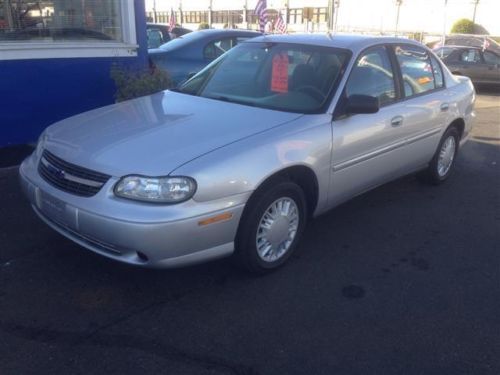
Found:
<box><xmin>419</xmin><ymin>126</ymin><xmax>460</xmax><ymax>185</ymax></box>
<box><xmin>235</xmin><ymin>181</ymin><xmax>308</xmax><ymax>273</ymax></box>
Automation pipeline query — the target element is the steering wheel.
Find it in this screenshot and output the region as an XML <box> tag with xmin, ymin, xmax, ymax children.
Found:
<box><xmin>296</xmin><ymin>85</ymin><xmax>326</xmax><ymax>102</ymax></box>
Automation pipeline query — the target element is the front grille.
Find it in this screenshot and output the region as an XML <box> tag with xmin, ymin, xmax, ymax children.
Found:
<box><xmin>38</xmin><ymin>150</ymin><xmax>110</xmax><ymax>197</ymax></box>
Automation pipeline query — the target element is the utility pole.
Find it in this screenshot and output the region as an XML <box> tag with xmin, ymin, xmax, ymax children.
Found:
<box><xmin>208</xmin><ymin>0</ymin><xmax>212</xmax><ymax>28</ymax></box>
<box><xmin>5</xmin><ymin>0</ymin><xmax>15</xmax><ymax>30</ymax></box>
<box><xmin>333</xmin><ymin>0</ymin><xmax>340</xmax><ymax>33</ymax></box>
<box><xmin>395</xmin><ymin>0</ymin><xmax>403</xmax><ymax>36</ymax></box>
<box><xmin>472</xmin><ymin>0</ymin><xmax>479</xmax><ymax>24</ymax></box>
<box><xmin>152</xmin><ymin>0</ymin><xmax>157</xmax><ymax>23</ymax></box>
<box><xmin>243</xmin><ymin>0</ymin><xmax>248</xmax><ymax>29</ymax></box>
<box><xmin>441</xmin><ymin>0</ymin><xmax>448</xmax><ymax>56</ymax></box>
<box><xmin>179</xmin><ymin>0</ymin><xmax>183</xmax><ymax>25</ymax></box>
<box><xmin>328</xmin><ymin>0</ymin><xmax>334</xmax><ymax>31</ymax></box>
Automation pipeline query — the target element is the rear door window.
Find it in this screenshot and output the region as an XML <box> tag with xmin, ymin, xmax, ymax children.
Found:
<box><xmin>395</xmin><ymin>45</ymin><xmax>436</xmax><ymax>97</ymax></box>
<box><xmin>459</xmin><ymin>49</ymin><xmax>481</xmax><ymax>63</ymax></box>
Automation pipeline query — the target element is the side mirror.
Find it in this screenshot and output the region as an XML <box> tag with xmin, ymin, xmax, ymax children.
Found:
<box><xmin>346</xmin><ymin>94</ymin><xmax>380</xmax><ymax>115</ymax></box>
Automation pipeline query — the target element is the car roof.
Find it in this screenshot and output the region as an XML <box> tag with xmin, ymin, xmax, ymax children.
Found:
<box><xmin>190</xmin><ymin>28</ymin><xmax>261</xmax><ymax>36</ymax></box>
<box><xmin>247</xmin><ymin>33</ymin><xmax>426</xmax><ymax>53</ymax></box>
<box><xmin>439</xmin><ymin>45</ymin><xmax>485</xmax><ymax>51</ymax></box>
<box><xmin>150</xmin><ymin>28</ymin><xmax>261</xmax><ymax>55</ymax></box>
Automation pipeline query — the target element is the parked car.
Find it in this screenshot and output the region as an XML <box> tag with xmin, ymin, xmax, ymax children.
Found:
<box><xmin>435</xmin><ymin>45</ymin><xmax>500</xmax><ymax>85</ymax></box>
<box><xmin>149</xmin><ymin>28</ymin><xmax>261</xmax><ymax>85</ymax></box>
<box><xmin>428</xmin><ymin>35</ymin><xmax>500</xmax><ymax>54</ymax></box>
<box><xmin>20</xmin><ymin>35</ymin><xmax>475</xmax><ymax>272</ymax></box>
<box><xmin>146</xmin><ymin>23</ymin><xmax>192</xmax><ymax>49</ymax></box>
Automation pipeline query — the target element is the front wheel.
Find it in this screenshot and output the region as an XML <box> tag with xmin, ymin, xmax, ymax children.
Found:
<box><xmin>235</xmin><ymin>181</ymin><xmax>307</xmax><ymax>273</ymax></box>
<box><xmin>420</xmin><ymin>127</ymin><xmax>460</xmax><ymax>185</ymax></box>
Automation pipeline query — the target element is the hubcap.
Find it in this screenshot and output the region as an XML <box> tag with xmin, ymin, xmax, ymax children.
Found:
<box><xmin>256</xmin><ymin>197</ymin><xmax>299</xmax><ymax>263</ymax></box>
<box><xmin>437</xmin><ymin>136</ymin><xmax>456</xmax><ymax>177</ymax></box>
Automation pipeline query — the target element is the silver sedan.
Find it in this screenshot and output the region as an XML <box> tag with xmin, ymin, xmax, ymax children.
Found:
<box><xmin>20</xmin><ymin>34</ymin><xmax>475</xmax><ymax>272</ymax></box>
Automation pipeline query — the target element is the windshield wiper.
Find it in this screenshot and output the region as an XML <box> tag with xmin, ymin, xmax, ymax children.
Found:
<box><xmin>169</xmin><ymin>87</ymin><xmax>198</xmax><ymax>96</ymax></box>
<box><xmin>205</xmin><ymin>95</ymin><xmax>256</xmax><ymax>107</ymax></box>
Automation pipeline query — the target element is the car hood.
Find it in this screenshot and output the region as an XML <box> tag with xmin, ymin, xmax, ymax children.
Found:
<box><xmin>43</xmin><ymin>91</ymin><xmax>301</xmax><ymax>177</ymax></box>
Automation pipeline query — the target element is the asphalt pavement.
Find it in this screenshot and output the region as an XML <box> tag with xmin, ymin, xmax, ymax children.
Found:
<box><xmin>0</xmin><ymin>92</ymin><xmax>499</xmax><ymax>375</ymax></box>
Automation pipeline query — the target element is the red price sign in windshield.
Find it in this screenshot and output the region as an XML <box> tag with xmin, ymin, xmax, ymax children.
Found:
<box><xmin>271</xmin><ymin>52</ymin><xmax>289</xmax><ymax>93</ymax></box>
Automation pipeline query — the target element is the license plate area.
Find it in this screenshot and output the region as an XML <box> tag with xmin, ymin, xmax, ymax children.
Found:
<box><xmin>39</xmin><ymin>190</ymin><xmax>67</xmax><ymax>225</ymax></box>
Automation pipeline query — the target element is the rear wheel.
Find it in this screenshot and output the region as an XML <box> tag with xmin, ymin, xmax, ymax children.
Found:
<box><xmin>235</xmin><ymin>181</ymin><xmax>307</xmax><ymax>273</ymax></box>
<box><xmin>420</xmin><ymin>126</ymin><xmax>460</xmax><ymax>185</ymax></box>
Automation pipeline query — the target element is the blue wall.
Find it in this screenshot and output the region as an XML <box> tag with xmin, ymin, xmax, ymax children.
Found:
<box><xmin>0</xmin><ymin>1</ymin><xmax>148</xmax><ymax>148</ymax></box>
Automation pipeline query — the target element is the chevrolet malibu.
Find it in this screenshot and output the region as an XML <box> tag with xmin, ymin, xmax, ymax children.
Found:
<box><xmin>20</xmin><ymin>35</ymin><xmax>475</xmax><ymax>272</ymax></box>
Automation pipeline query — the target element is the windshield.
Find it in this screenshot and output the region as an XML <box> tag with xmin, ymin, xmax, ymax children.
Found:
<box><xmin>176</xmin><ymin>42</ymin><xmax>351</xmax><ymax>113</ymax></box>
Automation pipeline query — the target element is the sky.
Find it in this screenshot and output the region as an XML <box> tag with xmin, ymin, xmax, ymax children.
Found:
<box><xmin>145</xmin><ymin>0</ymin><xmax>500</xmax><ymax>35</ymax></box>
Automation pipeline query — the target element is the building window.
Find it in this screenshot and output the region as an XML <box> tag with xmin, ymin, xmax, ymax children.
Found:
<box><xmin>183</xmin><ymin>11</ymin><xmax>208</xmax><ymax>24</ymax></box>
<box><xmin>289</xmin><ymin>9</ymin><xmax>302</xmax><ymax>24</ymax></box>
<box><xmin>0</xmin><ymin>0</ymin><xmax>138</xmax><ymax>60</ymax></box>
<box><xmin>211</xmin><ymin>11</ymin><xmax>242</xmax><ymax>25</ymax></box>
<box><xmin>313</xmin><ymin>8</ymin><xmax>327</xmax><ymax>23</ymax></box>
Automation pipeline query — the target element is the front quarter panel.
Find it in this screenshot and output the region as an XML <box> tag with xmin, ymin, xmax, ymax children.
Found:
<box><xmin>171</xmin><ymin>114</ymin><xmax>333</xmax><ymax>215</ymax></box>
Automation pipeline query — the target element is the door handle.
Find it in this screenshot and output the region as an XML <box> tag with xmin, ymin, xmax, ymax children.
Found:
<box><xmin>440</xmin><ymin>103</ymin><xmax>450</xmax><ymax>112</ymax></box>
<box><xmin>391</xmin><ymin>116</ymin><xmax>404</xmax><ymax>127</ymax></box>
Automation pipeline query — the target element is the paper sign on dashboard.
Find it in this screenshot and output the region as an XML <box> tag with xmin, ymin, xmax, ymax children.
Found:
<box><xmin>271</xmin><ymin>53</ymin><xmax>289</xmax><ymax>93</ymax></box>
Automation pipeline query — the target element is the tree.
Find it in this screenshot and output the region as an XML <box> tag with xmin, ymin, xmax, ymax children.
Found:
<box><xmin>451</xmin><ymin>19</ymin><xmax>474</xmax><ymax>34</ymax></box>
<box><xmin>450</xmin><ymin>18</ymin><xmax>489</xmax><ymax>34</ymax></box>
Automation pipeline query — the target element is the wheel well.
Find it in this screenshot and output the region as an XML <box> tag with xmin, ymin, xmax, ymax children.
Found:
<box><xmin>448</xmin><ymin>118</ymin><xmax>465</xmax><ymax>139</ymax></box>
<box><xmin>252</xmin><ymin>166</ymin><xmax>319</xmax><ymax>217</ymax></box>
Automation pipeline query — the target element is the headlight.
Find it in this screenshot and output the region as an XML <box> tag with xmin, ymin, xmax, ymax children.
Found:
<box><xmin>114</xmin><ymin>175</ymin><xmax>196</xmax><ymax>203</ymax></box>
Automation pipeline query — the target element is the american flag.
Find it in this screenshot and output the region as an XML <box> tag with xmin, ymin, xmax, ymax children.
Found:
<box><xmin>275</xmin><ymin>10</ymin><xmax>287</xmax><ymax>34</ymax></box>
<box><xmin>254</xmin><ymin>0</ymin><xmax>268</xmax><ymax>33</ymax></box>
<box><xmin>483</xmin><ymin>37</ymin><xmax>490</xmax><ymax>51</ymax></box>
<box><xmin>169</xmin><ymin>7</ymin><xmax>176</xmax><ymax>30</ymax></box>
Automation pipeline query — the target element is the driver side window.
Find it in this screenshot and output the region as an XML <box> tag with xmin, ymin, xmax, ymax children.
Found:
<box><xmin>345</xmin><ymin>46</ymin><xmax>396</xmax><ymax>106</ymax></box>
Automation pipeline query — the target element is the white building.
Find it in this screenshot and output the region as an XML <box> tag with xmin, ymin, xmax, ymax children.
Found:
<box><xmin>145</xmin><ymin>0</ymin><xmax>500</xmax><ymax>36</ymax></box>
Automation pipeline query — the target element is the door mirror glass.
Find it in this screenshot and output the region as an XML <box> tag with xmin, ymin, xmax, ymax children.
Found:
<box><xmin>346</xmin><ymin>95</ymin><xmax>379</xmax><ymax>115</ymax></box>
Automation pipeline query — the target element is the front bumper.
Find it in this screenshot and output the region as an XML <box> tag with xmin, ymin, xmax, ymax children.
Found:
<box><xmin>19</xmin><ymin>154</ymin><xmax>250</xmax><ymax>268</ymax></box>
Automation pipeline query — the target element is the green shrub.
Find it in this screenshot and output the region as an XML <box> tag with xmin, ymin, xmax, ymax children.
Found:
<box><xmin>110</xmin><ymin>64</ymin><xmax>173</xmax><ymax>102</ymax></box>
<box><xmin>198</xmin><ymin>22</ymin><xmax>210</xmax><ymax>30</ymax></box>
<box><xmin>450</xmin><ymin>18</ymin><xmax>489</xmax><ymax>34</ymax></box>
<box><xmin>408</xmin><ymin>32</ymin><xmax>423</xmax><ymax>42</ymax></box>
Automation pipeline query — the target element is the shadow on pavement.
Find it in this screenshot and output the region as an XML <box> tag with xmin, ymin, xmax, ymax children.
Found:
<box><xmin>0</xmin><ymin>123</ymin><xmax>499</xmax><ymax>373</ymax></box>
<box><xmin>475</xmin><ymin>85</ymin><xmax>500</xmax><ymax>96</ymax></box>
<box><xmin>0</xmin><ymin>144</ymin><xmax>34</xmax><ymax>168</ymax></box>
